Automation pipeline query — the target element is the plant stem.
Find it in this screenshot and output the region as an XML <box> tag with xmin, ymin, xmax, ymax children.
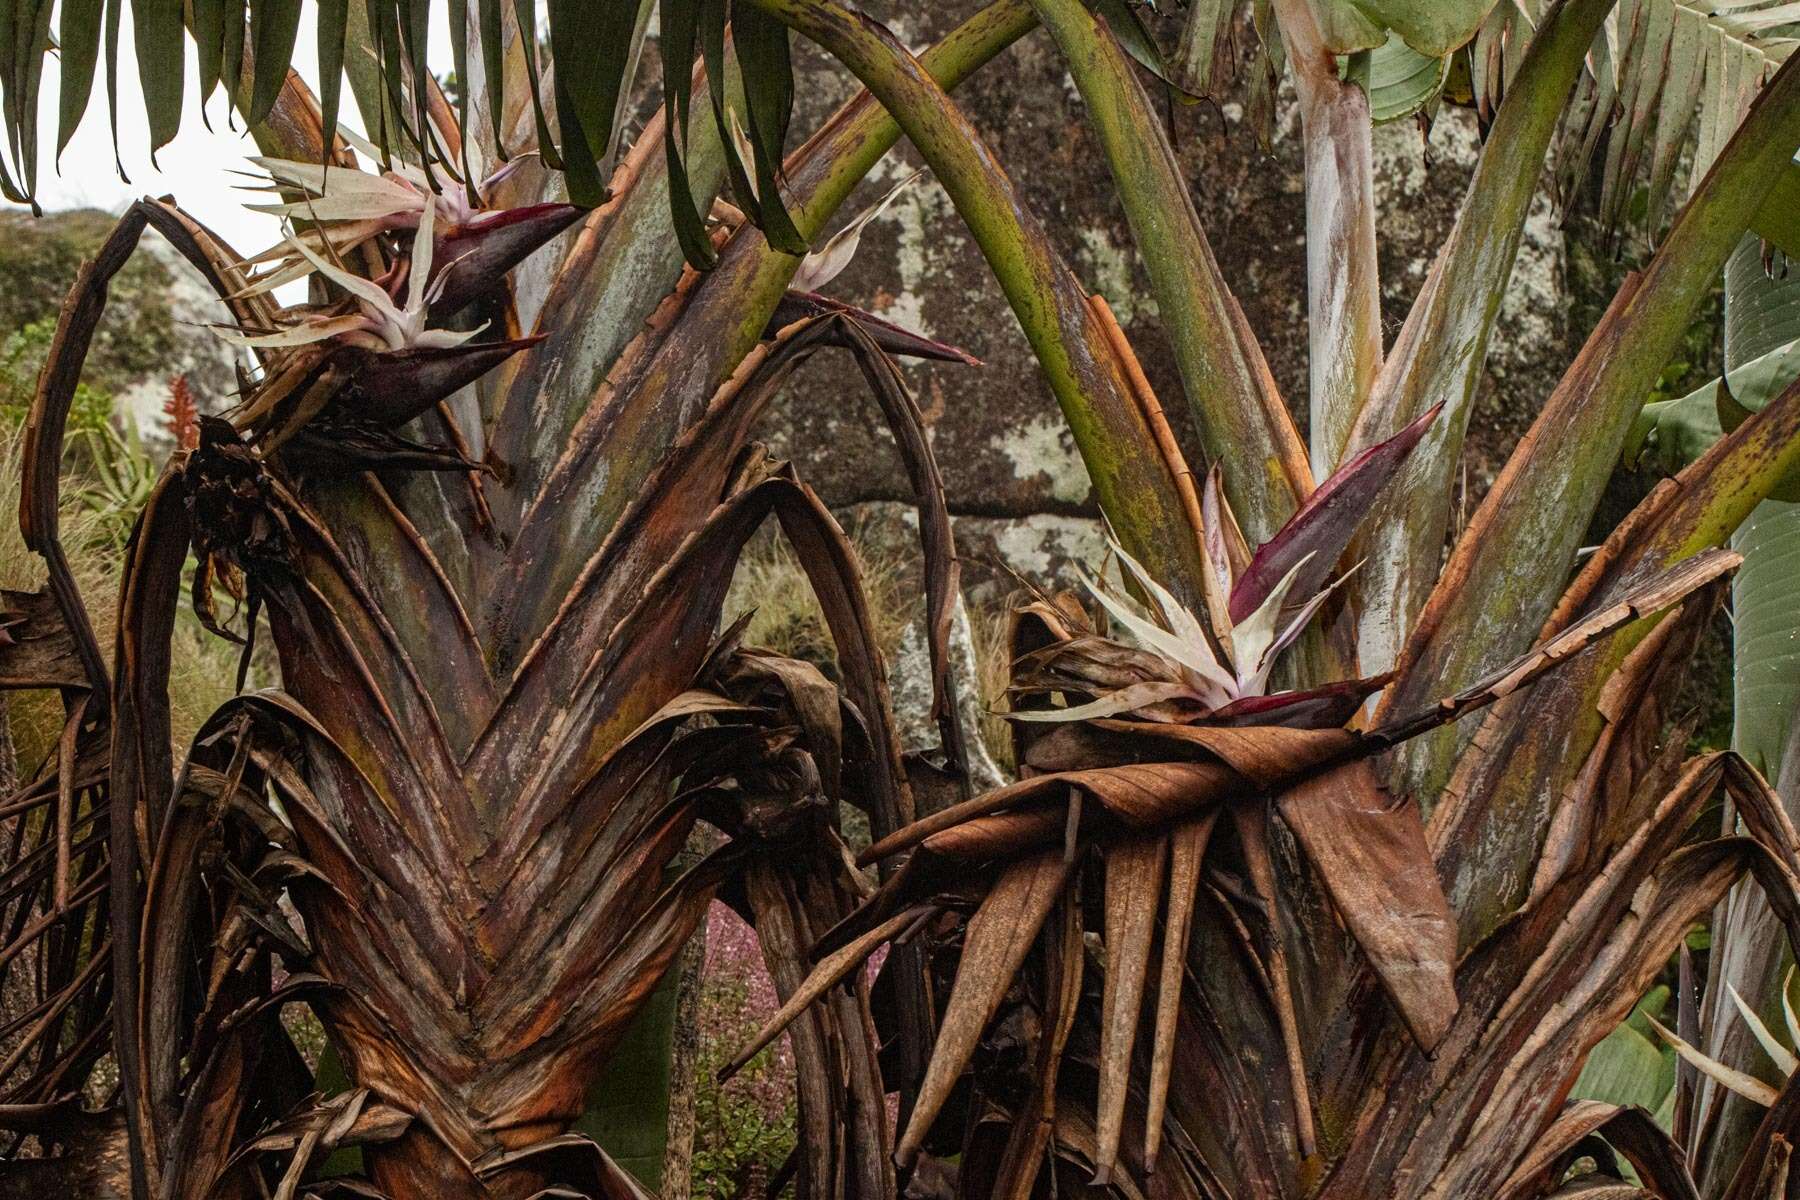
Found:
<box><xmin>1384</xmin><ymin>49</ymin><xmax>1800</xmax><ymax>804</ymax></box>
<box><xmin>660</xmin><ymin>913</ymin><xmax>709</xmax><ymax>1198</ymax></box>
<box><xmin>1027</xmin><ymin>0</ymin><xmax>1311</xmax><ymax>546</ymax></box>
<box><xmin>745</xmin><ymin>0</ymin><xmax>1211</xmax><ymax>599</ymax></box>
<box><xmin>1342</xmin><ymin>0</ymin><xmax>1617</xmax><ymax>676</ymax></box>
<box><xmin>1270</xmin><ymin>0</ymin><xmax>1382</xmax><ymax>483</ymax></box>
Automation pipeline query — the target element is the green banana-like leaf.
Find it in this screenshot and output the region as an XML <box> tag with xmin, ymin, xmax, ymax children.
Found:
<box><xmin>1305</xmin><ymin>0</ymin><xmax>1386</xmax><ymax>53</ymax></box>
<box><xmin>219</xmin><ymin>0</ymin><xmax>247</xmax><ymax>131</ymax></box>
<box><xmin>1478</xmin><ymin>0</ymin><xmax>1797</xmax><ymax>239</ymax></box>
<box><xmin>1627</xmin><ymin>337</ymin><xmax>1800</xmax><ymax>479</ymax></box>
<box><xmin>246</xmin><ymin>0</ymin><xmax>302</xmax><ymax>129</ymax></box>
<box><xmin>1752</xmin><ymin>158</ymin><xmax>1800</xmax><ymax>261</ymax></box>
<box><xmin>1354</xmin><ymin>27</ymin><xmax>1450</xmax><ymax>122</ymax></box>
<box><xmin>1571</xmin><ymin>986</ymin><xmax>1678</xmax><ymax>1120</ymax></box>
<box><xmin>1171</xmin><ymin>0</ymin><xmax>1478</xmax><ymax>118</ymax></box>
<box><xmin>316</xmin><ymin>1</ymin><xmax>349</xmax><ymax>163</ymax></box>
<box><xmin>549</xmin><ymin>0</ymin><xmax>639</xmax><ymax>206</ymax></box>
<box><xmin>193</xmin><ymin>0</ymin><xmax>229</xmax><ymax>105</ymax></box>
<box><xmin>1691</xmin><ymin>236</ymin><xmax>1800</xmax><ymax>1198</ymax></box>
<box><xmin>55</xmin><ymin>0</ymin><xmax>102</xmax><ymax>158</ymax></box>
<box><xmin>728</xmin><ymin>0</ymin><xmax>809</xmax><ymax>253</ymax></box>
<box><xmin>133</xmin><ymin>0</ymin><xmax>185</xmax><ymax>152</ymax></box>
<box><xmin>574</xmin><ymin>945</ymin><xmax>686</xmax><ymax>1189</ymax></box>
<box><xmin>1292</xmin><ymin>0</ymin><xmax>1498</xmax><ymax>58</ymax></box>
<box><xmin>661</xmin><ymin>0</ymin><xmax>717</xmax><ymax>267</ymax></box>
<box><xmin>1725</xmin><ymin>244</ymin><xmax>1800</xmax><ymax>784</ymax></box>
<box><xmin>1174</xmin><ymin>0</ymin><xmax>1234</xmax><ymax>96</ymax></box>
<box><xmin>508</xmin><ymin>0</ymin><xmax>563</xmax><ymax>171</ymax></box>
<box><xmin>1089</xmin><ymin>0</ymin><xmax>1203</xmax><ymax>100</ymax></box>
<box><xmin>1348</xmin><ymin>0</ymin><xmax>1495</xmax><ymax>57</ymax></box>
<box><xmin>1735</xmin><ymin>488</ymin><xmax>1800</xmax><ymax>773</ymax></box>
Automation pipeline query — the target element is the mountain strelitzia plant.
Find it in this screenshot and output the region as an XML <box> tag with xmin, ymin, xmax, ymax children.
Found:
<box><xmin>730</xmin><ymin>405</ymin><xmax>1742</xmax><ymax>1183</ymax></box>
<box><xmin>2</xmin><ymin>0</ymin><xmax>1800</xmax><ymax>1198</ymax></box>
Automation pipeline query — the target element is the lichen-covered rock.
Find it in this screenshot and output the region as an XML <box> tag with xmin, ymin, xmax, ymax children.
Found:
<box><xmin>748</xmin><ymin>6</ymin><xmax>1584</xmax><ymax>778</ymax></box>
<box><xmin>761</xmin><ymin>3</ymin><xmax>1574</xmax><ymax>535</ymax></box>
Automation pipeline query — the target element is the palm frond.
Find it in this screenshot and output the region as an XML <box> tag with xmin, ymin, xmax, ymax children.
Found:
<box><xmin>0</xmin><ymin>0</ymin><xmax>801</xmax><ymax>260</ymax></box>
<box><xmin>1171</xmin><ymin>0</ymin><xmax>1792</xmax><ymax>240</ymax></box>
<box><xmin>1477</xmin><ymin>0</ymin><xmax>1797</xmax><ymax>233</ymax></box>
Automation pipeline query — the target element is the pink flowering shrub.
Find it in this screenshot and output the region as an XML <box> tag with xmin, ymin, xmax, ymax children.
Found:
<box><xmin>691</xmin><ymin>903</ymin><xmax>797</xmax><ymax>1196</ymax></box>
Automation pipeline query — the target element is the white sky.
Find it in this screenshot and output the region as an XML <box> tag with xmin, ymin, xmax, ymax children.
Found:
<box><xmin>9</xmin><ymin>4</ymin><xmax>456</xmax><ymax>262</ymax></box>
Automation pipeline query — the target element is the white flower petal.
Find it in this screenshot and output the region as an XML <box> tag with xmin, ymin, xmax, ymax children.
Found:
<box><xmin>246</xmin><ymin>194</ymin><xmax>422</xmax><ymax>223</ymax></box>
<box><xmin>1731</xmin><ymin>983</ymin><xmax>1799</xmax><ymax>1076</ymax></box>
<box><xmin>725</xmin><ymin>107</ymin><xmax>760</xmax><ymax>204</ymax></box>
<box><xmin>289</xmin><ymin>238</ymin><xmax>404</xmax><ymax>325</ymax></box>
<box><xmin>333</xmin><ymin>125</ymin><xmax>426</xmax><ymax>185</ymax></box>
<box><xmin>1080</xmin><ymin>568</ymin><xmax>1234</xmax><ymax>704</ymax></box>
<box><xmin>235</xmin><ymin>222</ymin><xmax>394</xmax><ymax>299</ymax></box>
<box><xmin>791</xmin><ymin>167</ymin><xmax>923</xmax><ymax>292</ymax></box>
<box><xmin>411</xmin><ymin>323</ymin><xmax>486</xmax><ymax>349</ymax></box>
<box><xmin>1784</xmin><ymin>968</ymin><xmax>1800</xmax><ymax>1052</ymax></box>
<box><xmin>1649</xmin><ymin>1015</ymin><xmax>1780</xmax><ymax>1107</ymax></box>
<box><xmin>1199</xmin><ymin>468</ymin><xmax>1243</xmax><ymax>645</ymax></box>
<box><xmin>1228</xmin><ymin>552</ymin><xmax>1313</xmax><ymax>693</ymax></box>
<box><xmin>1239</xmin><ymin>586</ymin><xmax>1334</xmax><ymax>697</ymax></box>
<box><xmin>1007</xmin><ymin>681</ymin><xmax>1196</xmax><ymax>723</ymax></box>
<box><xmin>1110</xmin><ymin>539</ymin><xmax>1212</xmax><ymax>655</ymax></box>
<box><xmin>408</xmin><ymin>198</ymin><xmax>437</xmax><ymax>312</ymax></box>
<box><xmin>250</xmin><ymin>155</ymin><xmax>423</xmax><ymax>201</ymax></box>
<box><xmin>1239</xmin><ymin>565</ymin><xmax>1358</xmax><ymax>696</ymax></box>
<box><xmin>214</xmin><ymin>312</ymin><xmax>373</xmax><ymax>349</ymax></box>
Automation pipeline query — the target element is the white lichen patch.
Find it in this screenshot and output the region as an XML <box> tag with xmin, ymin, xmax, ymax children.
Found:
<box><xmin>993</xmin><ymin>417</ymin><xmax>1092</xmax><ymax>506</ymax></box>
<box><xmin>1371</xmin><ymin>106</ymin><xmax>1480</xmax><ymax>204</ymax></box>
<box><xmin>1490</xmin><ymin>188</ymin><xmax>1567</xmax><ymax>383</ymax></box>
<box><xmin>1370</xmin><ymin>102</ymin><xmax>1566</xmax><ymax>385</ymax></box>
<box><xmin>884</xmin><ymin>11</ymin><xmax>921</xmax><ymax>52</ymax></box>
<box><xmin>984</xmin><ymin>513</ymin><xmax>1107</xmax><ymax>584</ymax></box>
<box><xmin>870</xmin><ymin>172</ymin><xmax>961</xmax><ymax>341</ymax></box>
<box><xmin>890</xmin><ymin>600</ymin><xmax>1009</xmax><ymax>793</ymax></box>
<box><xmin>1077</xmin><ymin>226</ymin><xmax>1156</xmax><ymax>323</ymax></box>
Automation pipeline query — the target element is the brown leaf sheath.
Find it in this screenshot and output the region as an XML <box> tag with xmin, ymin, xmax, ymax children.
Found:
<box><xmin>1094</xmin><ymin>834</ymin><xmax>1168</xmax><ymax>1183</ymax></box>
<box><xmin>1145</xmin><ymin>813</ymin><xmax>1215</xmax><ymax>1173</ymax></box>
<box><xmin>896</xmin><ymin>850</ymin><xmax>1073</xmax><ymax>1169</ymax></box>
<box><xmin>1276</xmin><ymin>758</ymin><xmax>1457</xmax><ymax>1051</ymax></box>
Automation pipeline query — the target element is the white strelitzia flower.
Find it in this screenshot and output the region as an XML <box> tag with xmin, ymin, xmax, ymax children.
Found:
<box><xmin>1012</xmin><ymin>537</ymin><xmax>1348</xmax><ymax>723</ymax></box>
<box><xmin>1006</xmin><ymin>408</ymin><xmax>1449</xmax><ymax>727</ymax></box>
<box><xmin>235</xmin><ymin>126</ymin><xmax>532</xmax><ymax>299</ymax></box>
<box><xmin>218</xmin><ymin>203</ymin><xmax>486</xmax><ymax>353</ymax></box>
<box><xmin>245</xmin><ymin>126</ymin><xmax>490</xmax><ymax>226</ymax></box>
<box><xmin>790</xmin><ymin>169</ymin><xmax>925</xmax><ymax>293</ymax></box>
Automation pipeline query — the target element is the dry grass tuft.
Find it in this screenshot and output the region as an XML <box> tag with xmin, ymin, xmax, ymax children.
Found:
<box><xmin>0</xmin><ymin>431</ymin><xmax>245</xmax><ymax>774</ymax></box>
<box><xmin>723</xmin><ymin>521</ymin><xmax>911</xmax><ymax>674</ymax></box>
<box><xmin>966</xmin><ymin>597</ymin><xmax>1017</xmax><ymax>778</ymax></box>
